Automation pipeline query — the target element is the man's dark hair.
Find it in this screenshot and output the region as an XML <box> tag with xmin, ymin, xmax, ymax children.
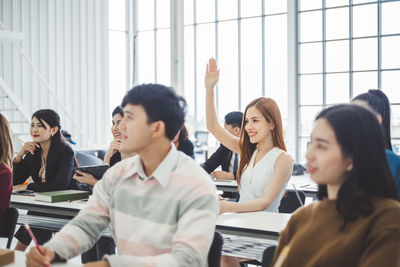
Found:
<box><xmin>121</xmin><ymin>84</ymin><xmax>187</xmax><ymax>140</ymax></box>
<box><xmin>224</xmin><ymin>111</ymin><xmax>243</xmax><ymax>128</ymax></box>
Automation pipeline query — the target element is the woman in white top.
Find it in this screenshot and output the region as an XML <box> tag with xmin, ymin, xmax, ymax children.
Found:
<box><xmin>205</xmin><ymin>58</ymin><xmax>293</xmax><ymax>266</ymax></box>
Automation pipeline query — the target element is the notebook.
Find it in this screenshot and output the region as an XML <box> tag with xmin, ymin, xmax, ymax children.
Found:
<box><xmin>35</xmin><ymin>190</ymin><xmax>89</xmax><ymax>203</ymax></box>
<box><xmin>74</xmin><ymin>164</ymin><xmax>109</xmax><ymax>179</ymax></box>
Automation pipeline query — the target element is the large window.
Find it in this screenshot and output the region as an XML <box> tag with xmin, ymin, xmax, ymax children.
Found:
<box><xmin>184</xmin><ymin>0</ymin><xmax>288</xmax><ymax>148</ymax></box>
<box><xmin>136</xmin><ymin>0</ymin><xmax>171</xmax><ymax>86</ymax></box>
<box><xmin>109</xmin><ymin>0</ymin><xmax>128</xmax><ymax>115</ymax></box>
<box><xmin>298</xmin><ymin>0</ymin><xmax>400</xmax><ymax>162</ymax></box>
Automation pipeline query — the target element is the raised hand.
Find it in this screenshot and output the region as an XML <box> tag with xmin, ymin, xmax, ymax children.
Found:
<box><xmin>205</xmin><ymin>58</ymin><xmax>220</xmax><ymax>91</ymax></box>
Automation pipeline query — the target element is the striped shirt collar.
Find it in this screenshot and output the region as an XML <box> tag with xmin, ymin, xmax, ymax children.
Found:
<box><xmin>122</xmin><ymin>143</ymin><xmax>179</xmax><ymax>188</ymax></box>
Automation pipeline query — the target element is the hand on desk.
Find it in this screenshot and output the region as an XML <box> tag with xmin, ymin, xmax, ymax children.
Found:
<box><xmin>219</xmin><ymin>199</ymin><xmax>231</xmax><ymax>214</ymax></box>
<box><xmin>26</xmin><ymin>246</ymin><xmax>55</xmax><ymax>267</ymax></box>
<box><xmin>73</xmin><ymin>170</ymin><xmax>98</xmax><ymax>186</ymax></box>
<box><xmin>13</xmin><ymin>183</ymin><xmax>28</xmax><ymax>191</ymax></box>
<box><xmin>212</xmin><ymin>170</ymin><xmax>234</xmax><ymax>180</ymax></box>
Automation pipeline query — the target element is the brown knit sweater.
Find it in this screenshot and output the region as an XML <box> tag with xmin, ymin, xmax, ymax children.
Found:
<box><xmin>272</xmin><ymin>197</ymin><xmax>400</xmax><ymax>267</ymax></box>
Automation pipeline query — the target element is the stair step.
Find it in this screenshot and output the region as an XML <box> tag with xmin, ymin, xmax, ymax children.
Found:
<box><xmin>0</xmin><ymin>108</ymin><xmax>18</xmax><ymax>111</ymax></box>
<box><xmin>12</xmin><ymin>133</ymin><xmax>30</xmax><ymax>136</ymax></box>
<box><xmin>8</xmin><ymin>120</ymin><xmax>28</xmax><ymax>123</ymax></box>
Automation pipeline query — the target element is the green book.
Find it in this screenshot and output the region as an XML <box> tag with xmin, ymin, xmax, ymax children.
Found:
<box><xmin>35</xmin><ymin>190</ymin><xmax>89</xmax><ymax>203</ymax></box>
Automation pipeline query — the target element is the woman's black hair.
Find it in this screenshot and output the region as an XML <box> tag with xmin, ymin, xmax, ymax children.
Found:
<box><xmin>32</xmin><ymin>109</ymin><xmax>78</xmax><ymax>166</ymax></box>
<box><xmin>32</xmin><ymin>109</ymin><xmax>64</xmax><ymax>143</ymax></box>
<box><xmin>352</xmin><ymin>89</ymin><xmax>392</xmax><ymax>151</ymax></box>
<box><xmin>112</xmin><ymin>105</ymin><xmax>124</xmax><ymax>117</ymax></box>
<box><xmin>315</xmin><ymin>104</ymin><xmax>397</xmax><ymax>230</ymax></box>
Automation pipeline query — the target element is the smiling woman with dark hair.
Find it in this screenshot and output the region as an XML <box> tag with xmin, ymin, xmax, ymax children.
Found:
<box><xmin>271</xmin><ymin>104</ymin><xmax>400</xmax><ymax>267</ymax></box>
<box><xmin>12</xmin><ymin>109</ymin><xmax>78</xmax><ymax>252</ymax></box>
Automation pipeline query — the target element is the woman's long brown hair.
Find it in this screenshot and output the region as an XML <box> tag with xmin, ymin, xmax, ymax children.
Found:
<box><xmin>236</xmin><ymin>97</ymin><xmax>286</xmax><ymax>188</ymax></box>
<box><xmin>0</xmin><ymin>113</ymin><xmax>14</xmax><ymax>168</ymax></box>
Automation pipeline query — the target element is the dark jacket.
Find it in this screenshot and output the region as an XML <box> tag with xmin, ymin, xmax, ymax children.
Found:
<box><xmin>201</xmin><ymin>144</ymin><xmax>236</xmax><ymax>177</ymax></box>
<box><xmin>178</xmin><ymin>139</ymin><xmax>195</xmax><ymax>159</ymax></box>
<box><xmin>13</xmin><ymin>140</ymin><xmax>77</xmax><ymax>192</ymax></box>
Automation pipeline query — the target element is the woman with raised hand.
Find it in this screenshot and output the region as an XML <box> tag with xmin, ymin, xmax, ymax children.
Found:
<box><xmin>205</xmin><ymin>58</ymin><xmax>293</xmax><ymax>267</ymax></box>
<box><xmin>0</xmin><ymin>114</ymin><xmax>13</xmax><ymax>233</ymax></box>
<box><xmin>13</xmin><ymin>109</ymin><xmax>77</xmax><ymax>251</ymax></box>
<box><xmin>271</xmin><ymin>104</ymin><xmax>400</xmax><ymax>266</ymax></box>
<box><xmin>352</xmin><ymin>89</ymin><xmax>400</xmax><ymax>199</ymax></box>
<box><xmin>205</xmin><ymin>58</ymin><xmax>292</xmax><ymax>215</ymax></box>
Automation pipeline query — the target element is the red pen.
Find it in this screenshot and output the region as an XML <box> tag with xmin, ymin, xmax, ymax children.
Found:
<box><xmin>24</xmin><ymin>223</ymin><xmax>50</xmax><ymax>267</ymax></box>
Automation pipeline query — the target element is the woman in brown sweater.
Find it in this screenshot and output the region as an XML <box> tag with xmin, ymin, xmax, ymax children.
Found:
<box><xmin>272</xmin><ymin>104</ymin><xmax>400</xmax><ymax>267</ymax></box>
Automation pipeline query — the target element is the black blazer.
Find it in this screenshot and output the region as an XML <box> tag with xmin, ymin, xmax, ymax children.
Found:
<box><xmin>13</xmin><ymin>140</ymin><xmax>76</xmax><ymax>192</ymax></box>
<box><xmin>178</xmin><ymin>139</ymin><xmax>195</xmax><ymax>159</ymax></box>
<box><xmin>201</xmin><ymin>144</ymin><xmax>236</xmax><ymax>177</ymax></box>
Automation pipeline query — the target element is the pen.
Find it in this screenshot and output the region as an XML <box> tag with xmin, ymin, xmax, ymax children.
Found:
<box><xmin>24</xmin><ymin>223</ymin><xmax>50</xmax><ymax>267</ymax></box>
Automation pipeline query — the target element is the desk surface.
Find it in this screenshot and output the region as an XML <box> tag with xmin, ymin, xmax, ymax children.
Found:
<box><xmin>216</xmin><ymin>211</ymin><xmax>291</xmax><ymax>240</ymax></box>
<box><xmin>10</xmin><ymin>195</ymin><xmax>86</xmax><ymax>216</ymax></box>
<box><xmin>4</xmin><ymin>250</ymin><xmax>81</xmax><ymax>266</ymax></box>
<box><xmin>214</xmin><ymin>174</ymin><xmax>318</xmax><ymax>195</ymax></box>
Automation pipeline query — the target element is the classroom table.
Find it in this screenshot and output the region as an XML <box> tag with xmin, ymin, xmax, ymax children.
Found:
<box><xmin>216</xmin><ymin>211</ymin><xmax>291</xmax><ymax>262</ymax></box>
<box><xmin>10</xmin><ymin>194</ymin><xmax>86</xmax><ymax>217</ymax></box>
<box><xmin>3</xmin><ymin>250</ymin><xmax>81</xmax><ymax>266</ymax></box>
<box><xmin>216</xmin><ymin>211</ymin><xmax>291</xmax><ymax>240</ymax></box>
<box><xmin>214</xmin><ymin>174</ymin><xmax>318</xmax><ymax>199</ymax></box>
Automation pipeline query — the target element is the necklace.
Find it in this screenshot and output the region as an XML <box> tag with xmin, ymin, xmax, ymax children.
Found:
<box><xmin>39</xmin><ymin>152</ymin><xmax>47</xmax><ymax>182</ymax></box>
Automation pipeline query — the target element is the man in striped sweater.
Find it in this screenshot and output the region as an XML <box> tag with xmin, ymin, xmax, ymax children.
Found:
<box><xmin>26</xmin><ymin>84</ymin><xmax>219</xmax><ymax>267</ymax></box>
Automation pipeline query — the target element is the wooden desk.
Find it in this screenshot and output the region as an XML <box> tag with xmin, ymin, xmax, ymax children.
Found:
<box><xmin>4</xmin><ymin>250</ymin><xmax>81</xmax><ymax>266</ymax></box>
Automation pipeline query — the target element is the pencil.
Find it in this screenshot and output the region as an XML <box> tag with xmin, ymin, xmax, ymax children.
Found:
<box><xmin>24</xmin><ymin>223</ymin><xmax>50</xmax><ymax>267</ymax></box>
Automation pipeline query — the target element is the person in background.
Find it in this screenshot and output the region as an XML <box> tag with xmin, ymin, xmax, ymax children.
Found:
<box><xmin>201</xmin><ymin>111</ymin><xmax>243</xmax><ymax>180</ymax></box>
<box><xmin>73</xmin><ymin>106</ymin><xmax>127</xmax><ymax>186</ymax></box>
<box><xmin>173</xmin><ymin>125</ymin><xmax>195</xmax><ymax>158</ymax></box>
<box><xmin>0</xmin><ymin>114</ymin><xmax>13</xmax><ymax>233</ymax></box>
<box><xmin>72</xmin><ymin>106</ymin><xmax>126</xmax><ymax>263</ymax></box>
<box><xmin>26</xmin><ymin>84</ymin><xmax>218</xmax><ymax>267</ymax></box>
<box><xmin>352</xmin><ymin>89</ymin><xmax>400</xmax><ymax>199</ymax></box>
<box><xmin>13</xmin><ymin>109</ymin><xmax>78</xmax><ymax>251</ymax></box>
<box><xmin>205</xmin><ymin>58</ymin><xmax>292</xmax><ymax>267</ymax></box>
<box><xmin>271</xmin><ymin>104</ymin><xmax>400</xmax><ymax>266</ymax></box>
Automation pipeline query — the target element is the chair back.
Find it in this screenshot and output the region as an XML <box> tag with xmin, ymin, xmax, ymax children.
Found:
<box><xmin>278</xmin><ymin>190</ymin><xmax>306</xmax><ymax>213</ymax></box>
<box><xmin>208</xmin><ymin>231</ymin><xmax>223</xmax><ymax>267</ymax></box>
<box><xmin>0</xmin><ymin>207</ymin><xmax>19</xmax><ymax>249</ymax></box>
<box><xmin>195</xmin><ymin>131</ymin><xmax>209</xmax><ymax>147</ymax></box>
<box><xmin>261</xmin><ymin>245</ymin><xmax>277</xmax><ymax>267</ymax></box>
<box><xmin>76</xmin><ymin>151</ymin><xmax>103</xmax><ymax>166</ymax></box>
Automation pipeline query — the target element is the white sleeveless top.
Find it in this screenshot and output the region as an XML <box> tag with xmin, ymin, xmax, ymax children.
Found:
<box><xmin>239</xmin><ymin>147</ymin><xmax>288</xmax><ymax>212</ymax></box>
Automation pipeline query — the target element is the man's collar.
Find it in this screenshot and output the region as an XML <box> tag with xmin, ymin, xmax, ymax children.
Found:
<box><xmin>120</xmin><ymin>144</ymin><xmax>179</xmax><ymax>188</ymax></box>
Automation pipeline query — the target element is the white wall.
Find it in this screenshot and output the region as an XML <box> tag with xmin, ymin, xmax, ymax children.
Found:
<box><xmin>0</xmin><ymin>0</ymin><xmax>109</xmax><ymax>149</ymax></box>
